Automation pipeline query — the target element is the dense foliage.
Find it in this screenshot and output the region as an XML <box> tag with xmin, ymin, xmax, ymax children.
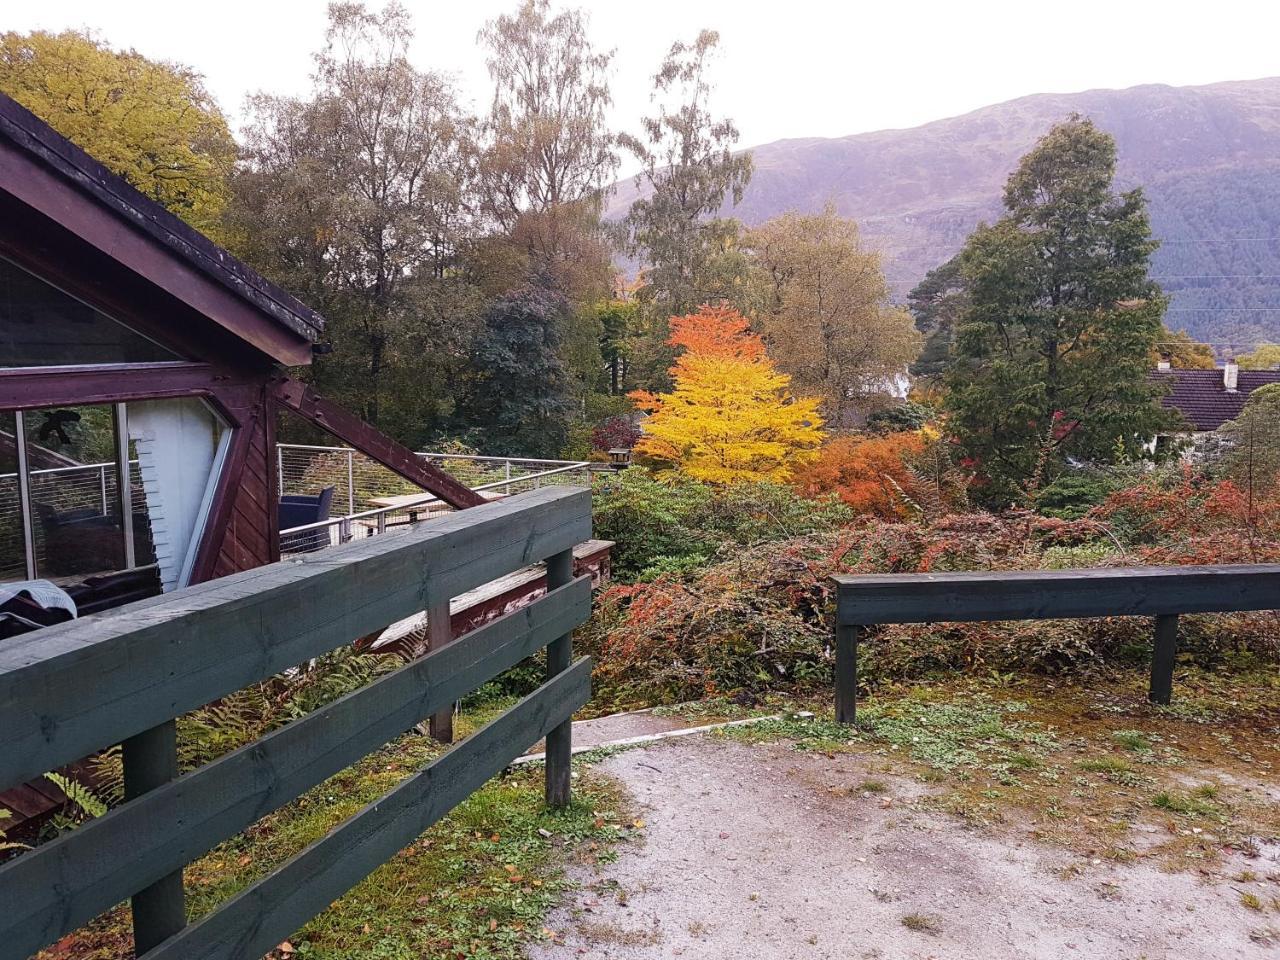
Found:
<box><xmin>592</xmin><ymin>468</ymin><xmax>853</xmax><ymax>582</ymax></box>
<box><xmin>630</xmin><ymin>306</ymin><xmax>825</xmax><ymax>482</ymax></box>
<box><xmin>584</xmin><ymin>473</ymin><xmax>1280</xmax><ymax>710</ymax></box>
<box><xmin>747</xmin><ymin>205</ymin><xmax>921</xmax><ymax>423</ymax></box>
<box><xmin>943</xmin><ymin>117</ymin><xmax>1176</xmax><ymax>503</ymax></box>
<box><xmin>455</xmin><ymin>283</ymin><xmax>576</xmax><ymax>457</ymax></box>
<box><xmin>0</xmin><ymin>30</ymin><xmax>237</xmax><ymax>238</ymax></box>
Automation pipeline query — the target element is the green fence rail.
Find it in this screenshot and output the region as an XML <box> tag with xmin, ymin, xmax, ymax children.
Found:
<box><xmin>0</xmin><ymin>485</ymin><xmax>593</xmax><ymax>960</ymax></box>
<box><xmin>830</xmin><ymin>564</ymin><xmax>1280</xmax><ymax>722</ymax></box>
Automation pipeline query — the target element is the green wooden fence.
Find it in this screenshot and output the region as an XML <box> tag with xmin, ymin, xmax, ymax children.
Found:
<box><xmin>0</xmin><ymin>485</ymin><xmax>594</xmax><ymax>960</ymax></box>
<box><xmin>830</xmin><ymin>564</ymin><xmax>1280</xmax><ymax>722</ymax></box>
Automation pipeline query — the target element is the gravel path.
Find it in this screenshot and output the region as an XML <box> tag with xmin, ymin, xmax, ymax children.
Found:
<box><xmin>531</xmin><ymin>736</ymin><xmax>1277</xmax><ymax>960</ymax></box>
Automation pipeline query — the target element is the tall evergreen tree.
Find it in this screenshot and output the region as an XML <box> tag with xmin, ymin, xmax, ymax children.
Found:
<box><xmin>456</xmin><ymin>283</ymin><xmax>575</xmax><ymax>457</ymax></box>
<box><xmin>944</xmin><ymin>116</ymin><xmax>1176</xmax><ymax>503</ymax></box>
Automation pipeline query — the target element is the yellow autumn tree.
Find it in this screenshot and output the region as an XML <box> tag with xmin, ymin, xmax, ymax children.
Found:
<box><xmin>0</xmin><ymin>30</ymin><xmax>237</xmax><ymax>238</ymax></box>
<box><xmin>629</xmin><ymin>305</ymin><xmax>825</xmax><ymax>482</ymax></box>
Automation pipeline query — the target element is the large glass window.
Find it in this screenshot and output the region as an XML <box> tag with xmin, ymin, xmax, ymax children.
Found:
<box><xmin>0</xmin><ymin>256</ymin><xmax>177</xmax><ymax>367</ymax></box>
<box><xmin>1</xmin><ymin>399</ymin><xmax>228</xmax><ymax>610</ymax></box>
<box><xmin>24</xmin><ymin>404</ymin><xmax>155</xmax><ymax>581</ymax></box>
<box><xmin>0</xmin><ymin>410</ymin><xmax>24</xmax><ymax>582</ymax></box>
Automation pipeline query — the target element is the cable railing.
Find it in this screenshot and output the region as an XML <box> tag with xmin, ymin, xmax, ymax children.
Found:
<box><xmin>2</xmin><ymin>446</ymin><xmax>595</xmax><ymax>569</ymax></box>
<box><xmin>0</xmin><ymin>460</ymin><xmax>148</xmax><ymax>581</ymax></box>
<box><xmin>277</xmin><ymin>444</ymin><xmax>593</xmax><ymax>556</ymax></box>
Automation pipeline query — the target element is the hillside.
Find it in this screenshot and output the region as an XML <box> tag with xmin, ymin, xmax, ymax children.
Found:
<box><xmin>609</xmin><ymin>78</ymin><xmax>1280</xmax><ymax>349</ymax></box>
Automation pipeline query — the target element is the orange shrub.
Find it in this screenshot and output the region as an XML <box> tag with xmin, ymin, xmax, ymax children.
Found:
<box><xmin>793</xmin><ymin>432</ymin><xmax>926</xmax><ymax>518</ymax></box>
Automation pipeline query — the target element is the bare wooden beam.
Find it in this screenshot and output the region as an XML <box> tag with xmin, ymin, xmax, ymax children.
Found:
<box><xmin>271</xmin><ymin>376</ymin><xmax>484</xmax><ymax>509</ymax></box>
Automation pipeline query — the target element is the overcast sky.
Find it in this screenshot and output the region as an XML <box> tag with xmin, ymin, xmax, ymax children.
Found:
<box><xmin>9</xmin><ymin>0</ymin><xmax>1280</xmax><ymax>154</ymax></box>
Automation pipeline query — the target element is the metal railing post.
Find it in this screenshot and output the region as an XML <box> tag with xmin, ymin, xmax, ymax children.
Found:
<box><xmin>277</xmin><ymin>445</ymin><xmax>285</xmax><ymax>496</ymax></box>
<box><xmin>114</xmin><ymin>404</ymin><xmax>135</xmax><ymax>570</ymax></box>
<box><xmin>98</xmin><ymin>465</ymin><xmax>109</xmax><ymax>515</ymax></box>
<box><xmin>13</xmin><ymin>411</ymin><xmax>37</xmax><ymax>580</ymax></box>
<box><xmin>545</xmin><ymin>548</ymin><xmax>574</xmax><ymax>808</ymax></box>
<box><xmin>347</xmin><ymin>450</ymin><xmax>356</xmax><ymax>516</ymax></box>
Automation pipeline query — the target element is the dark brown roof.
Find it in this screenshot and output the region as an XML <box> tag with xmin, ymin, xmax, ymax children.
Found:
<box><xmin>0</xmin><ymin>92</ymin><xmax>324</xmax><ymax>346</ymax></box>
<box><xmin>1151</xmin><ymin>368</ymin><xmax>1280</xmax><ymax>431</ymax></box>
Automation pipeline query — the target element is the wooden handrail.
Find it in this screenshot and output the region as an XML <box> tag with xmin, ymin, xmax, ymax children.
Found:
<box><xmin>0</xmin><ymin>486</ymin><xmax>594</xmax><ymax>960</ymax></box>
<box><xmin>830</xmin><ymin>564</ymin><xmax>1280</xmax><ymax>721</ymax></box>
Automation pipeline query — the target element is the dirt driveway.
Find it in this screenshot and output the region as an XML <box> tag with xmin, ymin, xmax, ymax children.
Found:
<box><xmin>530</xmin><ymin>736</ymin><xmax>1279</xmax><ymax>960</ymax></box>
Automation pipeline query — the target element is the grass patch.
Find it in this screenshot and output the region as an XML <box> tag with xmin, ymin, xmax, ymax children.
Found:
<box><xmin>715</xmin><ymin>713</ymin><xmax>855</xmax><ymax>752</ymax></box>
<box><xmin>1151</xmin><ymin>789</ymin><xmax>1220</xmax><ymax>818</ymax></box>
<box><xmin>37</xmin><ymin>734</ymin><xmax>628</xmax><ymax>960</ymax></box>
<box><xmin>856</xmin><ymin>695</ymin><xmax>1057</xmax><ymax>774</ymax></box>
<box><xmin>1078</xmin><ymin>755</ymin><xmax>1148</xmax><ymax>786</ymax></box>
<box><xmin>1112</xmin><ymin>730</ymin><xmax>1154</xmax><ymax>753</ymax></box>
<box><xmin>900</xmin><ymin>912</ymin><xmax>939</xmax><ymax>934</ymax></box>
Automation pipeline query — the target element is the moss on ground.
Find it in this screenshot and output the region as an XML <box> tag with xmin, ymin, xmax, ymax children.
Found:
<box><xmin>714</xmin><ymin>659</ymin><xmax>1280</xmax><ymax>877</ymax></box>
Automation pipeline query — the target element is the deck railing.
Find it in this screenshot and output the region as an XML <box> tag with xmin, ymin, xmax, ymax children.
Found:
<box><xmin>0</xmin><ymin>486</ymin><xmax>593</xmax><ymax>960</ymax></box>
<box><xmin>276</xmin><ymin>443</ymin><xmax>592</xmax><ymax>555</ymax></box>
<box><xmin>830</xmin><ymin>564</ymin><xmax>1280</xmax><ymax>722</ymax></box>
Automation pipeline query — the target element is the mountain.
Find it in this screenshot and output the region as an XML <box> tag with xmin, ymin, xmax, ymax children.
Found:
<box><xmin>608</xmin><ymin>78</ymin><xmax>1280</xmax><ymax>349</ymax></box>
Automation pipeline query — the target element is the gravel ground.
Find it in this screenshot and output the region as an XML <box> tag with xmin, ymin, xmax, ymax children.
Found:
<box><xmin>530</xmin><ymin>736</ymin><xmax>1278</xmax><ymax>960</ymax></box>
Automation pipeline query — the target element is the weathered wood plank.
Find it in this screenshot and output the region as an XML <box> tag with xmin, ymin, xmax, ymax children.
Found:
<box><xmin>1150</xmin><ymin>613</ymin><xmax>1179</xmax><ymax>705</ymax></box>
<box><xmin>0</xmin><ymin>579</ymin><xmax>591</xmax><ymax>960</ymax></box>
<box><xmin>834</xmin><ymin>624</ymin><xmax>860</xmax><ymax>724</ymax></box>
<box><xmin>0</xmin><ymin>486</ymin><xmax>591</xmax><ymax>792</ymax></box>
<box><xmin>834</xmin><ymin>565</ymin><xmax>1280</xmax><ymax>625</ymax></box>
<box><xmin>142</xmin><ymin>659</ymin><xmax>592</xmax><ymax>960</ymax></box>
<box><xmin>544</xmin><ymin>549</ymin><xmax>574</xmax><ymax>808</ymax></box>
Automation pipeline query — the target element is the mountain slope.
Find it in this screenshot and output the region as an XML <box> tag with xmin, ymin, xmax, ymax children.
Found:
<box><xmin>610</xmin><ymin>78</ymin><xmax>1280</xmax><ymax>348</ymax></box>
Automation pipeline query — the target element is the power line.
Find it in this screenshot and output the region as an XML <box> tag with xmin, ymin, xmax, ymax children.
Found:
<box><xmin>1157</xmin><ymin>237</ymin><xmax>1280</xmax><ymax>243</ymax></box>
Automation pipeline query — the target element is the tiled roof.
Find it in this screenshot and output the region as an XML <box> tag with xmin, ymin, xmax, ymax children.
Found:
<box><xmin>1151</xmin><ymin>368</ymin><xmax>1280</xmax><ymax>432</ymax></box>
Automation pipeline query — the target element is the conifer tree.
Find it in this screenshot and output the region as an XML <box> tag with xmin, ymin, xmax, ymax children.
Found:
<box><xmin>944</xmin><ymin>116</ymin><xmax>1176</xmax><ymax>503</ymax></box>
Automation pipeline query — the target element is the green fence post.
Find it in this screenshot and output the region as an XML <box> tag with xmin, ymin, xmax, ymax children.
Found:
<box><xmin>1150</xmin><ymin>613</ymin><xmax>1179</xmax><ymax>705</ymax></box>
<box><xmin>835</xmin><ymin>623</ymin><xmax>861</xmax><ymax>724</ymax></box>
<box><xmin>122</xmin><ymin>720</ymin><xmax>185</xmax><ymax>953</ymax></box>
<box><xmin>545</xmin><ymin>548</ymin><xmax>574</xmax><ymax>807</ymax></box>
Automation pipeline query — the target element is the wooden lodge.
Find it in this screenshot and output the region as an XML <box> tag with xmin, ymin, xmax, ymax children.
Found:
<box><xmin>0</xmin><ymin>91</ymin><xmax>606</xmax><ymax>837</ymax></box>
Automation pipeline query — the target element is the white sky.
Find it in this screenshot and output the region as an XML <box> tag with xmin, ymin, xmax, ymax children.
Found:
<box><xmin>8</xmin><ymin>0</ymin><xmax>1280</xmax><ymax>155</ymax></box>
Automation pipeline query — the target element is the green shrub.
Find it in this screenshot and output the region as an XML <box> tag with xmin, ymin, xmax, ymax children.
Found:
<box><xmin>592</xmin><ymin>468</ymin><xmax>855</xmax><ymax>581</ymax></box>
<box><xmin>1035</xmin><ymin>473</ymin><xmax>1116</xmax><ymax>520</ymax></box>
<box><xmin>865</xmin><ymin>401</ymin><xmax>935</xmax><ymax>434</ymax></box>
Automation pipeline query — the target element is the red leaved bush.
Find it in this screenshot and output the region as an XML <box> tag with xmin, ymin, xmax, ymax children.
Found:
<box><xmin>792</xmin><ymin>433</ymin><xmax>926</xmax><ymax>519</ymax></box>
<box><xmin>1096</xmin><ymin>468</ymin><xmax>1280</xmax><ymax>565</ymax></box>
<box><xmin>581</xmin><ymin>480</ymin><xmax>1280</xmax><ymax>711</ymax></box>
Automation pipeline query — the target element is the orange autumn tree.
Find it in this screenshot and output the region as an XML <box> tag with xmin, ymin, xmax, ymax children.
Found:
<box><xmin>629</xmin><ymin>306</ymin><xmax>825</xmax><ymax>482</ymax></box>
<box><xmin>793</xmin><ymin>432</ymin><xmax>927</xmax><ymax>518</ymax></box>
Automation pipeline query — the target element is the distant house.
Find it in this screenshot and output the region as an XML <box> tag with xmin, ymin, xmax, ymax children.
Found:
<box><xmin>1151</xmin><ymin>359</ymin><xmax>1280</xmax><ymax>449</ymax></box>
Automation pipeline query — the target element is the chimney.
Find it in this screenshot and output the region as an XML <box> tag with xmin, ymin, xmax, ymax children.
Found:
<box><xmin>1156</xmin><ymin>356</ymin><xmax>1171</xmax><ymax>372</ymax></box>
<box><xmin>1223</xmin><ymin>359</ymin><xmax>1239</xmax><ymax>393</ymax></box>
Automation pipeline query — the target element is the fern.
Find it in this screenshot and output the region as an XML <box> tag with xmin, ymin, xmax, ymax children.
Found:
<box><xmin>0</xmin><ymin>807</ymin><xmax>26</xmax><ymax>853</ymax></box>
<box><xmin>46</xmin><ymin>772</ymin><xmax>107</xmax><ymax>819</ymax></box>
